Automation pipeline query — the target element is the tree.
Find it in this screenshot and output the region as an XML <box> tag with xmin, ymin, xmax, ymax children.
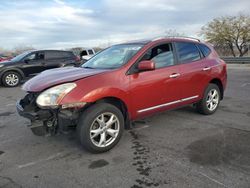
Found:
<box><xmin>164</xmin><ymin>29</ymin><xmax>184</xmax><ymax>37</ymax></box>
<box><xmin>201</xmin><ymin>14</ymin><xmax>250</xmax><ymax>57</ymax></box>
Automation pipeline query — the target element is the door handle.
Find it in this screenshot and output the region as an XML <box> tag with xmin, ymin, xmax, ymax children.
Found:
<box><xmin>169</xmin><ymin>73</ymin><xmax>180</xmax><ymax>78</ymax></box>
<box><xmin>203</xmin><ymin>67</ymin><xmax>211</xmax><ymax>71</ymax></box>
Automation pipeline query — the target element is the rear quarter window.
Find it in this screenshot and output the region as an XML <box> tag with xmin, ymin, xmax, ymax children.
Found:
<box><xmin>175</xmin><ymin>42</ymin><xmax>201</xmax><ymax>63</ymax></box>
<box><xmin>197</xmin><ymin>44</ymin><xmax>211</xmax><ymax>57</ymax></box>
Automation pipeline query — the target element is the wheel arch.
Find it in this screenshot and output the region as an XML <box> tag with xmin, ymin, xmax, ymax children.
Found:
<box><xmin>209</xmin><ymin>78</ymin><xmax>224</xmax><ymax>100</ymax></box>
<box><xmin>0</xmin><ymin>68</ymin><xmax>25</xmax><ymax>80</ymax></box>
<box><xmin>95</xmin><ymin>97</ymin><xmax>131</xmax><ymax>130</ymax></box>
<box><xmin>0</xmin><ymin>68</ymin><xmax>25</xmax><ymax>86</ymax></box>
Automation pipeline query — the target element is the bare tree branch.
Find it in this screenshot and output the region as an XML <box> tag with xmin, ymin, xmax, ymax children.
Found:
<box><xmin>201</xmin><ymin>14</ymin><xmax>250</xmax><ymax>57</ymax></box>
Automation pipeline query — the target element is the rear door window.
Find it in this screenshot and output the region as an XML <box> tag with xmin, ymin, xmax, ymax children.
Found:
<box><xmin>45</xmin><ymin>51</ymin><xmax>67</xmax><ymax>60</ymax></box>
<box><xmin>175</xmin><ymin>42</ymin><xmax>201</xmax><ymax>63</ymax></box>
<box><xmin>60</xmin><ymin>51</ymin><xmax>74</xmax><ymax>58</ymax></box>
<box><xmin>45</xmin><ymin>51</ymin><xmax>58</xmax><ymax>60</ymax></box>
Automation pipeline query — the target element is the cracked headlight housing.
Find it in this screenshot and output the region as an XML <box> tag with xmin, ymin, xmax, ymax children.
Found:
<box><xmin>36</xmin><ymin>83</ymin><xmax>77</xmax><ymax>108</ymax></box>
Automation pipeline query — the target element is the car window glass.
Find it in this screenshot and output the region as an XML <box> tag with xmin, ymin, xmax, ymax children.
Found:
<box><xmin>61</xmin><ymin>51</ymin><xmax>73</xmax><ymax>58</ymax></box>
<box><xmin>25</xmin><ymin>53</ymin><xmax>36</xmax><ymax>60</ymax></box>
<box><xmin>141</xmin><ymin>43</ymin><xmax>174</xmax><ymax>68</ymax></box>
<box><xmin>197</xmin><ymin>44</ymin><xmax>211</xmax><ymax>57</ymax></box>
<box><xmin>37</xmin><ymin>52</ymin><xmax>45</xmax><ymax>60</ymax></box>
<box><xmin>25</xmin><ymin>52</ymin><xmax>45</xmax><ymax>61</ymax></box>
<box><xmin>175</xmin><ymin>42</ymin><xmax>201</xmax><ymax>63</ymax></box>
<box><xmin>81</xmin><ymin>50</ymin><xmax>88</xmax><ymax>56</ymax></box>
<box><xmin>88</xmin><ymin>50</ymin><xmax>94</xmax><ymax>55</ymax></box>
<box><xmin>45</xmin><ymin>51</ymin><xmax>63</xmax><ymax>59</ymax></box>
<box><xmin>68</xmin><ymin>52</ymin><xmax>74</xmax><ymax>57</ymax></box>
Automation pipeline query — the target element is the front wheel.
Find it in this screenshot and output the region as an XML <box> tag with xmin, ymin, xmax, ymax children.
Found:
<box><xmin>77</xmin><ymin>103</ymin><xmax>124</xmax><ymax>153</ymax></box>
<box><xmin>2</xmin><ymin>71</ymin><xmax>21</xmax><ymax>87</ymax></box>
<box><xmin>196</xmin><ymin>83</ymin><xmax>221</xmax><ymax>115</ymax></box>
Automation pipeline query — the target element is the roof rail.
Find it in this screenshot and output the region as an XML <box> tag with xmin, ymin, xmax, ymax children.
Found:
<box><xmin>153</xmin><ymin>36</ymin><xmax>201</xmax><ymax>42</ymax></box>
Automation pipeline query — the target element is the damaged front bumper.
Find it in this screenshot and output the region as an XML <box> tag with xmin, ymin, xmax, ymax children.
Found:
<box><xmin>16</xmin><ymin>93</ymin><xmax>80</xmax><ymax>136</ymax></box>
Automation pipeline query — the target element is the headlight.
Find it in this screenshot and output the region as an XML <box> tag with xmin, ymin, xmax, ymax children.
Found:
<box><xmin>36</xmin><ymin>83</ymin><xmax>77</xmax><ymax>108</ymax></box>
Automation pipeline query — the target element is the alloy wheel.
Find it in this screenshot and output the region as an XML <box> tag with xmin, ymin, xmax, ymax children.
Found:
<box><xmin>5</xmin><ymin>73</ymin><xmax>19</xmax><ymax>86</ymax></box>
<box><xmin>90</xmin><ymin>112</ymin><xmax>120</xmax><ymax>147</ymax></box>
<box><xmin>206</xmin><ymin>89</ymin><xmax>219</xmax><ymax>111</ymax></box>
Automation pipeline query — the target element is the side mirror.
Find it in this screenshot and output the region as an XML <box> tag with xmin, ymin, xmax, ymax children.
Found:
<box><xmin>138</xmin><ymin>60</ymin><xmax>155</xmax><ymax>72</ymax></box>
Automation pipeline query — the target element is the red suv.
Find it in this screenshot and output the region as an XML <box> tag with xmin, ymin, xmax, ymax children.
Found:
<box><xmin>17</xmin><ymin>37</ymin><xmax>227</xmax><ymax>153</ymax></box>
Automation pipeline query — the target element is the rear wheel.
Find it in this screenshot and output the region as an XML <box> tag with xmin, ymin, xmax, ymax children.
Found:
<box><xmin>77</xmin><ymin>103</ymin><xmax>124</xmax><ymax>153</ymax></box>
<box><xmin>2</xmin><ymin>71</ymin><xmax>21</xmax><ymax>87</ymax></box>
<box><xmin>196</xmin><ymin>83</ymin><xmax>221</xmax><ymax>115</ymax></box>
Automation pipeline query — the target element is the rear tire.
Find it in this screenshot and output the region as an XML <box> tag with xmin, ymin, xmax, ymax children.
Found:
<box><xmin>196</xmin><ymin>83</ymin><xmax>221</xmax><ymax>115</ymax></box>
<box><xmin>2</xmin><ymin>71</ymin><xmax>21</xmax><ymax>87</ymax></box>
<box><xmin>77</xmin><ymin>103</ymin><xmax>124</xmax><ymax>153</ymax></box>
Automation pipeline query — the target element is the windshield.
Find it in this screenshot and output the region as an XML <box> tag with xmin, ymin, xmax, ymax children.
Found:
<box><xmin>82</xmin><ymin>44</ymin><xmax>143</xmax><ymax>69</ymax></box>
<box><xmin>11</xmin><ymin>51</ymin><xmax>31</xmax><ymax>62</ymax></box>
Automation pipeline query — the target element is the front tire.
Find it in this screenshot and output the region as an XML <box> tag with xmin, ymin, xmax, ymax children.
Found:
<box><xmin>2</xmin><ymin>71</ymin><xmax>21</xmax><ymax>87</ymax></box>
<box><xmin>77</xmin><ymin>103</ymin><xmax>124</xmax><ymax>153</ymax></box>
<box><xmin>196</xmin><ymin>83</ymin><xmax>221</xmax><ymax>115</ymax></box>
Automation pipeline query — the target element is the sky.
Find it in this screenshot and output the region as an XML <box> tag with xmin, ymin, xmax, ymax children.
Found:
<box><xmin>0</xmin><ymin>0</ymin><xmax>249</xmax><ymax>49</ymax></box>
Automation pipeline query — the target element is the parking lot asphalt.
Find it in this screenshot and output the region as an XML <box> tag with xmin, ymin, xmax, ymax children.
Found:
<box><xmin>0</xmin><ymin>64</ymin><xmax>250</xmax><ymax>188</ymax></box>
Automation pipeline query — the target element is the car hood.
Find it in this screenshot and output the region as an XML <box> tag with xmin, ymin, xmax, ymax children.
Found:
<box><xmin>23</xmin><ymin>67</ymin><xmax>109</xmax><ymax>92</ymax></box>
<box><xmin>0</xmin><ymin>60</ymin><xmax>13</xmax><ymax>64</ymax></box>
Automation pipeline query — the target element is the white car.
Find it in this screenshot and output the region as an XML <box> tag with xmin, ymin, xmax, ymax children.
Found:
<box><xmin>80</xmin><ymin>48</ymin><xmax>96</xmax><ymax>61</ymax></box>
